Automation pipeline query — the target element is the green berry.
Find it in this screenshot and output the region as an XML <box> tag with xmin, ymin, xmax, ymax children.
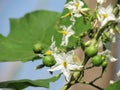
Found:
<box><xmin>101</xmin><ymin>55</ymin><xmax>106</xmax><ymax>61</ymax></box>
<box><xmin>33</xmin><ymin>43</ymin><xmax>44</xmax><ymax>53</ymax></box>
<box><xmin>85</xmin><ymin>46</ymin><xmax>98</xmax><ymax>57</ymax></box>
<box><xmin>43</xmin><ymin>55</ymin><xmax>56</xmax><ymax>67</ymax></box>
<box><xmin>91</xmin><ymin>55</ymin><xmax>102</xmax><ymax>67</ymax></box>
<box><xmin>102</xmin><ymin>61</ymin><xmax>108</xmax><ymax>68</ymax></box>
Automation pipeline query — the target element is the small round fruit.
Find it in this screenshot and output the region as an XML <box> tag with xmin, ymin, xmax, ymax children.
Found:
<box><xmin>85</xmin><ymin>46</ymin><xmax>98</xmax><ymax>57</ymax></box>
<box><xmin>43</xmin><ymin>55</ymin><xmax>56</xmax><ymax>67</ymax></box>
<box><xmin>33</xmin><ymin>43</ymin><xmax>44</xmax><ymax>53</ymax></box>
<box><xmin>102</xmin><ymin>61</ymin><xmax>108</xmax><ymax>68</ymax></box>
<box><xmin>91</xmin><ymin>55</ymin><xmax>102</xmax><ymax>67</ymax></box>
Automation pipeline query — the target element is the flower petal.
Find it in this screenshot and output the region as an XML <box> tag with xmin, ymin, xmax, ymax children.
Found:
<box><xmin>62</xmin><ymin>68</ymin><xmax>71</xmax><ymax>82</ymax></box>
<box><xmin>68</xmin><ymin>63</ymin><xmax>83</xmax><ymax>70</ymax></box>
<box><xmin>48</xmin><ymin>64</ymin><xmax>62</xmax><ymax>72</ymax></box>
<box><xmin>109</xmin><ymin>56</ymin><xmax>117</xmax><ymax>62</ymax></box>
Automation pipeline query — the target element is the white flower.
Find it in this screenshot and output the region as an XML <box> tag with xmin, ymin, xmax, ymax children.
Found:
<box><xmin>64</xmin><ymin>0</ymin><xmax>89</xmax><ymax>21</ymax></box>
<box><xmin>97</xmin><ymin>5</ymin><xmax>116</xmax><ymax>27</ymax></box>
<box><xmin>97</xmin><ymin>0</ymin><xmax>106</xmax><ymax>5</ymax></box>
<box><xmin>45</xmin><ymin>36</ymin><xmax>58</xmax><ymax>55</ymax></box>
<box><xmin>38</xmin><ymin>36</ymin><xmax>57</xmax><ymax>57</ymax></box>
<box><xmin>99</xmin><ymin>50</ymin><xmax>117</xmax><ymax>62</ymax></box>
<box><xmin>59</xmin><ymin>25</ymin><xmax>75</xmax><ymax>46</ymax></box>
<box><xmin>48</xmin><ymin>51</ymin><xmax>83</xmax><ymax>82</ymax></box>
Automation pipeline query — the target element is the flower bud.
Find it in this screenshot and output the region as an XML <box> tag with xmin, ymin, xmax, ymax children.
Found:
<box><xmin>85</xmin><ymin>45</ymin><xmax>98</xmax><ymax>57</ymax></box>
<box><xmin>33</xmin><ymin>42</ymin><xmax>44</xmax><ymax>54</ymax></box>
<box><xmin>102</xmin><ymin>61</ymin><xmax>108</xmax><ymax>68</ymax></box>
<box><xmin>112</xmin><ymin>5</ymin><xmax>119</xmax><ymax>16</ymax></box>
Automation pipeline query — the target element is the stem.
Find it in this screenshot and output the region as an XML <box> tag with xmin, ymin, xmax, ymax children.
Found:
<box><xmin>90</xmin><ymin>65</ymin><xmax>105</xmax><ymax>84</ymax></box>
<box><xmin>95</xmin><ymin>21</ymin><xmax>114</xmax><ymax>41</ymax></box>
<box><xmin>34</xmin><ymin>64</ymin><xmax>44</xmax><ymax>70</ymax></box>
<box><xmin>90</xmin><ymin>75</ymin><xmax>102</xmax><ymax>84</ymax></box>
<box><xmin>85</xmin><ymin>66</ymin><xmax>94</xmax><ymax>70</ymax></box>
<box><xmin>90</xmin><ymin>83</ymin><xmax>104</xmax><ymax>90</ymax></box>
<box><xmin>61</xmin><ymin>84</ymin><xmax>71</xmax><ymax>90</ymax></box>
<box><xmin>78</xmin><ymin>80</ymin><xmax>104</xmax><ymax>90</ymax></box>
<box><xmin>82</xmin><ymin>55</ymin><xmax>90</xmax><ymax>66</ymax></box>
<box><xmin>77</xmin><ymin>56</ymin><xmax>90</xmax><ymax>80</ymax></box>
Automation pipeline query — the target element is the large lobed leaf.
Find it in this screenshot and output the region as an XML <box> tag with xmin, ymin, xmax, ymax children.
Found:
<box><xmin>0</xmin><ymin>74</ymin><xmax>61</xmax><ymax>90</ymax></box>
<box><xmin>0</xmin><ymin>10</ymin><xmax>60</xmax><ymax>62</ymax></box>
<box><xmin>0</xmin><ymin>0</ymin><xmax>91</xmax><ymax>62</ymax></box>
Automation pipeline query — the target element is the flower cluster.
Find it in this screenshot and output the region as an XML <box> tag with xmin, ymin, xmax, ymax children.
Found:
<box><xmin>33</xmin><ymin>0</ymin><xmax>120</xmax><ymax>90</ymax></box>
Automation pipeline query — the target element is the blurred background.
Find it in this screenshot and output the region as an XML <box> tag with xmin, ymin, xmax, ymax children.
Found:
<box><xmin>0</xmin><ymin>0</ymin><xmax>120</xmax><ymax>90</ymax></box>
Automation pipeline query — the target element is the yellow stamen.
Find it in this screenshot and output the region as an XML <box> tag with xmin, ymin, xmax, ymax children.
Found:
<box><xmin>59</xmin><ymin>31</ymin><xmax>68</xmax><ymax>35</ymax></box>
<box><xmin>45</xmin><ymin>50</ymin><xmax>53</xmax><ymax>55</ymax></box>
<box><xmin>61</xmin><ymin>13</ymin><xmax>70</xmax><ymax>18</ymax></box>
<box><xmin>65</xmin><ymin>13</ymin><xmax>70</xmax><ymax>17</ymax></box>
<box><xmin>74</xmin><ymin>3</ymin><xmax>79</xmax><ymax>9</ymax></box>
<box><xmin>102</xmin><ymin>14</ymin><xmax>108</xmax><ymax>18</ymax></box>
<box><xmin>63</xmin><ymin>61</ymin><xmax>67</xmax><ymax>68</ymax></box>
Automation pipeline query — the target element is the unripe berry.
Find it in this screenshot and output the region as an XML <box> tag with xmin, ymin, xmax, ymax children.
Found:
<box><xmin>43</xmin><ymin>55</ymin><xmax>56</xmax><ymax>67</ymax></box>
<box><xmin>91</xmin><ymin>55</ymin><xmax>102</xmax><ymax>67</ymax></box>
<box><xmin>102</xmin><ymin>61</ymin><xmax>108</xmax><ymax>68</ymax></box>
<box><xmin>85</xmin><ymin>46</ymin><xmax>98</xmax><ymax>57</ymax></box>
<box><xmin>33</xmin><ymin>43</ymin><xmax>44</xmax><ymax>54</ymax></box>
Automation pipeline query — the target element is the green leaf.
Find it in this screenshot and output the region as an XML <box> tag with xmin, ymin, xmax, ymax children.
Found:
<box><xmin>73</xmin><ymin>17</ymin><xmax>91</xmax><ymax>36</ymax></box>
<box><xmin>0</xmin><ymin>74</ymin><xmax>61</xmax><ymax>89</ymax></box>
<box><xmin>0</xmin><ymin>10</ymin><xmax>60</xmax><ymax>62</ymax></box>
<box><xmin>105</xmin><ymin>80</ymin><xmax>120</xmax><ymax>90</ymax></box>
<box><xmin>67</xmin><ymin>17</ymin><xmax>91</xmax><ymax>47</ymax></box>
<box><xmin>59</xmin><ymin>8</ymin><xmax>72</xmax><ymax>27</ymax></box>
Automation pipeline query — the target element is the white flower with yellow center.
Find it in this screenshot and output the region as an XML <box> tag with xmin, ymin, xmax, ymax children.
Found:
<box><xmin>99</xmin><ymin>50</ymin><xmax>117</xmax><ymax>62</ymax></box>
<box><xmin>98</xmin><ymin>5</ymin><xmax>116</xmax><ymax>27</ymax></box>
<box><xmin>39</xmin><ymin>41</ymin><xmax>57</xmax><ymax>57</ymax></box>
<box><xmin>45</xmin><ymin>37</ymin><xmax>57</xmax><ymax>55</ymax></box>
<box><xmin>48</xmin><ymin>51</ymin><xmax>83</xmax><ymax>82</ymax></box>
<box><xmin>64</xmin><ymin>0</ymin><xmax>89</xmax><ymax>21</ymax></box>
<box><xmin>59</xmin><ymin>25</ymin><xmax>75</xmax><ymax>46</ymax></box>
<box><xmin>97</xmin><ymin>0</ymin><xmax>106</xmax><ymax>5</ymax></box>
